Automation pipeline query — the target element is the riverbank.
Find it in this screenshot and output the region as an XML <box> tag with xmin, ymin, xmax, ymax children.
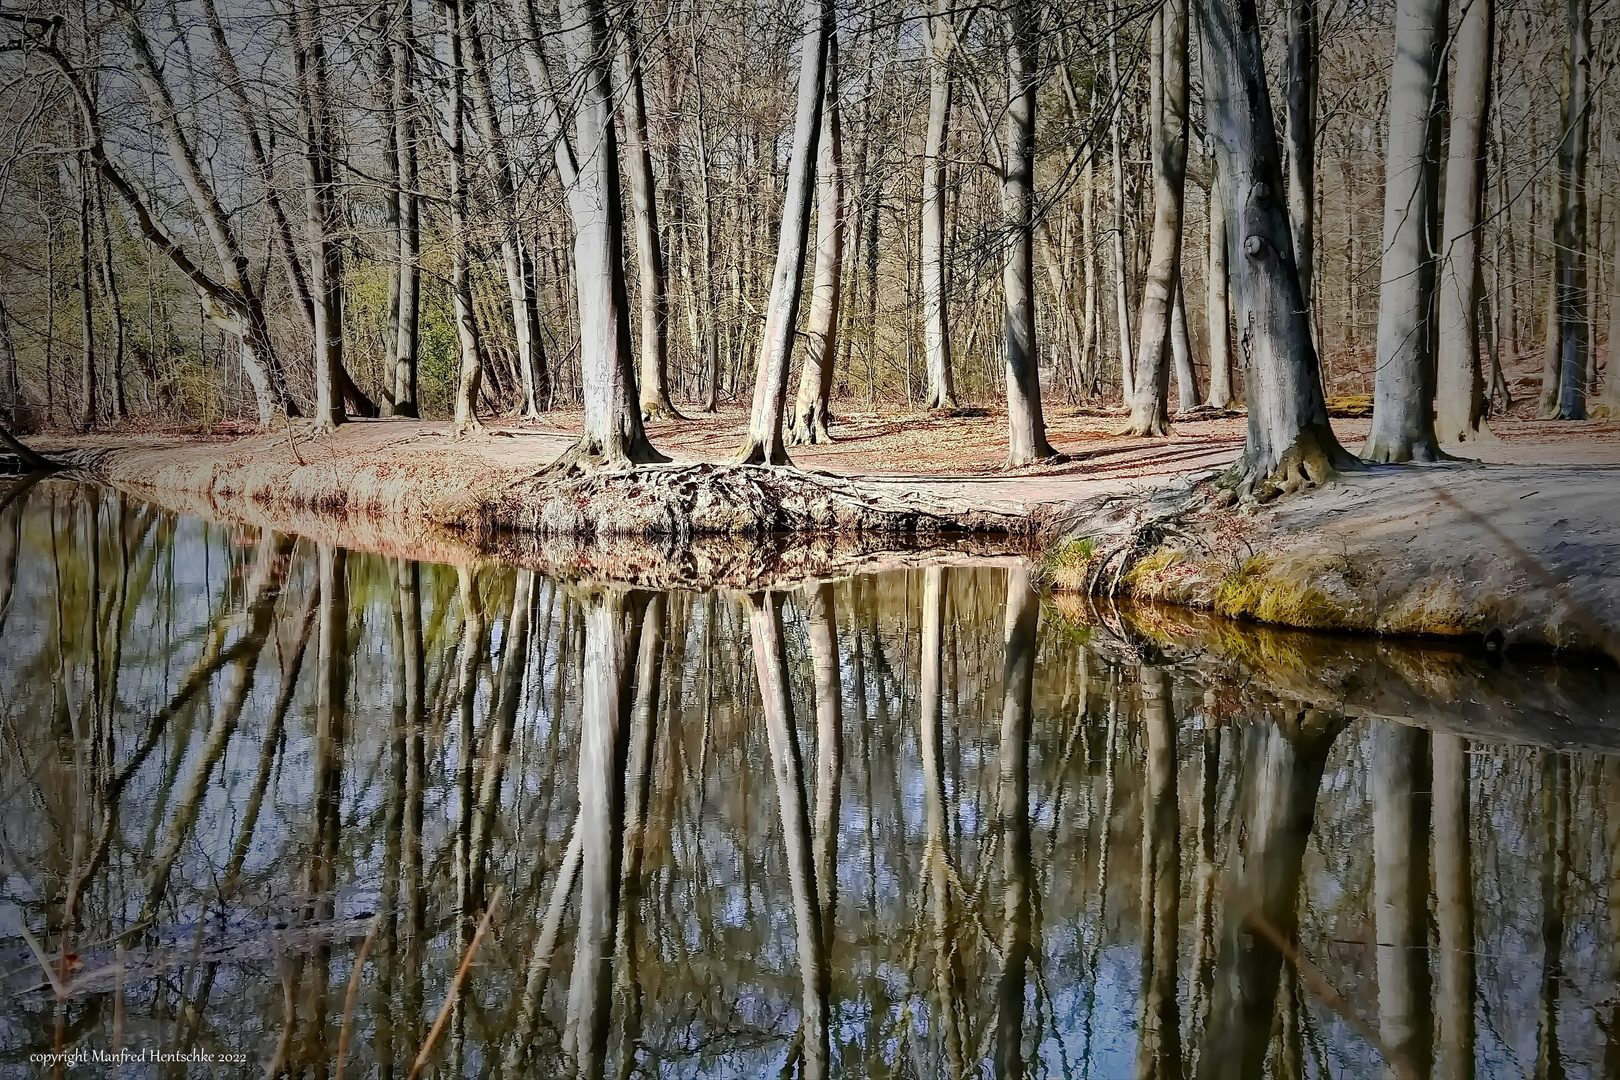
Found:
<box><xmin>31</xmin><ymin>405</ymin><xmax>1620</xmax><ymax>651</ymax></box>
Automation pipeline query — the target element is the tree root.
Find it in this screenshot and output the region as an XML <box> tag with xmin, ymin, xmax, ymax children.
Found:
<box><xmin>536</xmin><ymin>435</ymin><xmax>670</xmax><ymax>480</ymax></box>
<box><xmin>641</xmin><ymin>400</ymin><xmax>686</xmax><ymax>422</ymax></box>
<box><xmin>733</xmin><ymin>435</ymin><xmax>793</xmax><ymax>467</ymax></box>
<box><xmin>1225</xmin><ymin>425</ymin><xmax>1366</xmax><ymax>503</ymax></box>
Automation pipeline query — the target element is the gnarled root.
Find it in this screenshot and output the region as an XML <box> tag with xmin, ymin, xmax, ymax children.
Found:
<box><xmin>733</xmin><ymin>435</ymin><xmax>793</xmax><ymax>467</ymax></box>
<box><xmin>641</xmin><ymin>400</ymin><xmax>686</xmax><ymax>422</ymax></box>
<box><xmin>538</xmin><ymin>434</ymin><xmax>670</xmax><ymax>480</ymax></box>
<box><xmin>1225</xmin><ymin>424</ymin><xmax>1365</xmax><ymax>503</ymax></box>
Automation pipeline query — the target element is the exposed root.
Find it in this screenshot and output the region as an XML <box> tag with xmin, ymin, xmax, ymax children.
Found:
<box><xmin>733</xmin><ymin>435</ymin><xmax>793</xmax><ymax>467</ymax></box>
<box><xmin>537</xmin><ymin>436</ymin><xmax>670</xmax><ymax>481</ymax></box>
<box><xmin>641</xmin><ymin>400</ymin><xmax>687</xmax><ymax>422</ymax></box>
<box><xmin>452</xmin><ymin>416</ymin><xmax>487</xmax><ymax>440</ymax></box>
<box><xmin>1359</xmin><ymin>432</ymin><xmax>1448</xmax><ymax>465</ymax></box>
<box><xmin>0</xmin><ymin>423</ymin><xmax>61</xmax><ymax>474</ymax></box>
<box><xmin>1225</xmin><ymin>425</ymin><xmax>1365</xmax><ymax>503</ymax></box>
<box><xmin>475</xmin><ymin>462</ymin><xmax>1027</xmax><ymax>540</ymax></box>
<box><xmin>1115</xmin><ymin>416</ymin><xmax>1173</xmax><ymax>437</ymax></box>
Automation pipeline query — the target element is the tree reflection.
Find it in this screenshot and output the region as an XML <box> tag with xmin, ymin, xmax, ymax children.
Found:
<box><xmin>3</xmin><ymin>482</ymin><xmax>1619</xmax><ymax>1080</ymax></box>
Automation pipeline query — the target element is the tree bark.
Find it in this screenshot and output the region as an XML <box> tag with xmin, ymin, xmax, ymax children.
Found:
<box><xmin>464</xmin><ymin>0</ymin><xmax>548</xmax><ymax>418</ymax></box>
<box><xmin>1173</xmin><ymin>278</ymin><xmax>1199</xmax><ymax>410</ymax></box>
<box><xmin>76</xmin><ymin>155</ymin><xmax>96</xmax><ymax>431</ymax></box>
<box><xmin>1002</xmin><ymin>0</ymin><xmax>1057</xmax><ymax>466</ymax></box>
<box><xmin>291</xmin><ymin>0</ymin><xmax>346</xmax><ymax>432</ymax></box>
<box><xmin>790</xmin><ymin>32</ymin><xmax>845</xmax><ymax>445</ymax></box>
<box><xmin>737</xmin><ymin>0</ymin><xmax>832</xmax><ymax>465</ymax></box>
<box><xmin>91</xmin><ymin>176</ymin><xmax>127</xmax><ymax>420</ymax></box>
<box><xmin>805</xmin><ymin>583</ymin><xmax>841</xmax><ymax>948</ymax></box>
<box><xmin>1365</xmin><ymin>0</ymin><xmax>1448</xmax><ymax>461</ymax></box>
<box><xmin>393</xmin><ymin>0</ymin><xmax>421</xmax><ymax>417</ymax></box>
<box><xmin>1436</xmin><ymin>0</ymin><xmax>1495</xmax><ymax>443</ymax></box>
<box><xmin>444</xmin><ymin>0</ymin><xmax>484</xmax><ymax>436</ymax></box>
<box><xmin>1206</xmin><ymin>159</ymin><xmax>1234</xmax><ymax>407</ymax></box>
<box><xmin>919</xmin><ymin>567</ymin><xmax>966</xmax><ymax>1076</ymax></box>
<box><xmin>1554</xmin><ymin>0</ymin><xmax>1592</xmax><ymax>420</ymax></box>
<box><xmin>1126</xmin><ymin>0</ymin><xmax>1190</xmax><ymax>436</ymax></box>
<box><xmin>1198</xmin><ymin>0</ymin><xmax>1361</xmax><ymax>497</ymax></box>
<box><xmin>619</xmin><ymin>18</ymin><xmax>676</xmax><ymax>422</ymax></box>
<box><xmin>922</xmin><ymin>2</ymin><xmax>956</xmax><ymax>410</ymax></box>
<box><xmin>1286</xmin><ymin>0</ymin><xmax>1317</xmax><ymax>309</ymax></box>
<box><xmin>544</xmin><ymin>0</ymin><xmax>668</xmax><ymax>471</ymax></box>
<box><xmin>1110</xmin><ymin>9</ymin><xmax>1136</xmax><ymax>404</ymax></box>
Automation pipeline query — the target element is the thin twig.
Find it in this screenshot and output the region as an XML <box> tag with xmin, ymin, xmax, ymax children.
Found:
<box><xmin>409</xmin><ymin>887</ymin><xmax>505</xmax><ymax>1080</ymax></box>
<box><xmin>334</xmin><ymin>909</ymin><xmax>384</xmax><ymax>1080</ymax></box>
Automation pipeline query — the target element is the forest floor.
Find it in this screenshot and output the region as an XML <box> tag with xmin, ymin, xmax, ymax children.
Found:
<box><xmin>30</xmin><ymin>397</ymin><xmax>1620</xmax><ymax>651</ymax></box>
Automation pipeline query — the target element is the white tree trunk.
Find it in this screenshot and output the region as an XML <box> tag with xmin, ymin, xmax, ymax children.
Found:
<box><xmin>739</xmin><ymin>0</ymin><xmax>832</xmax><ymax>465</ymax></box>
<box><xmin>922</xmin><ymin>5</ymin><xmax>956</xmax><ymax>410</ymax></box>
<box><xmin>1206</xmin><ymin>163</ymin><xmax>1234</xmax><ymax>407</ymax></box>
<box><xmin>445</xmin><ymin>0</ymin><xmax>484</xmax><ymax>436</ymax></box>
<box><xmin>549</xmin><ymin>0</ymin><xmax>667</xmax><ymax>471</ymax></box>
<box><xmin>1436</xmin><ymin>0</ymin><xmax>1495</xmax><ymax>443</ymax></box>
<box><xmin>1126</xmin><ymin>1</ymin><xmax>1190</xmax><ymax>436</ymax></box>
<box><xmin>1364</xmin><ymin>0</ymin><xmax>1448</xmax><ymax>462</ymax></box>
<box><xmin>620</xmin><ymin>20</ymin><xmax>677</xmax><ymax>422</ymax></box>
<box><xmin>790</xmin><ymin>32</ymin><xmax>845</xmax><ymax>445</ymax></box>
<box><xmin>1109</xmin><ymin>11</ymin><xmax>1136</xmax><ymax>404</ymax></box>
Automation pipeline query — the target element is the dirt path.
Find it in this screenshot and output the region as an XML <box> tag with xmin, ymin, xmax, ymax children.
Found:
<box><xmin>49</xmin><ymin>403</ymin><xmax>1620</xmax><ymax>521</ymax></box>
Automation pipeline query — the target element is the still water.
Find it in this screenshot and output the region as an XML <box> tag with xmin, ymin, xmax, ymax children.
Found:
<box><xmin>2</xmin><ymin>478</ymin><xmax>1618</xmax><ymax>1079</ymax></box>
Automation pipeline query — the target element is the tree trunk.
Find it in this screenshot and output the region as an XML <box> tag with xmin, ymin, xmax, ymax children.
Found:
<box><xmin>1198</xmin><ymin>0</ymin><xmax>1361</xmax><ymax>497</ymax></box>
<box><xmin>619</xmin><ymin>19</ymin><xmax>677</xmax><ymax>422</ymax></box>
<box><xmin>393</xmin><ymin>0</ymin><xmax>421</xmax><ymax>417</ymax></box>
<box><xmin>1196</xmin><ymin>715</ymin><xmax>1342</xmax><ymax>1080</ymax></box>
<box><xmin>1003</xmin><ymin>0</ymin><xmax>1057</xmax><ymax>466</ymax></box>
<box><xmin>922</xmin><ymin>3</ymin><xmax>956</xmax><ymax>410</ymax></box>
<box><xmin>1206</xmin><ymin>159</ymin><xmax>1234</xmax><ymax>407</ymax></box>
<box><xmin>805</xmin><ymin>583</ymin><xmax>841</xmax><ymax>947</ymax></box>
<box><xmin>748</xmin><ymin>591</ymin><xmax>829</xmax><ymax>1080</ymax></box>
<box><xmin>1137</xmin><ymin>666</ymin><xmax>1182</xmax><ymax>1079</ymax></box>
<box><xmin>1286</xmin><ymin>0</ymin><xmax>1317</xmax><ymax>309</ymax></box>
<box><xmin>994</xmin><ymin>566</ymin><xmax>1038</xmax><ymax>1079</ymax></box>
<box><xmin>919</xmin><ymin>567</ymin><xmax>966</xmax><ymax>1076</ymax></box>
<box><xmin>693</xmin><ymin>39</ymin><xmax>720</xmax><ymax>412</ymax></box>
<box><xmin>1126</xmin><ymin>0</ymin><xmax>1190</xmax><ymax>436</ymax></box>
<box><xmin>1433</xmin><ymin>734</ymin><xmax>1475</xmax><ymax>1080</ymax></box>
<box><xmin>563</xmin><ymin>589</ymin><xmax>643</xmax><ymax>1079</ymax></box>
<box><xmin>92</xmin><ymin>176</ymin><xmax>126</xmax><ymax>420</ymax></box>
<box><xmin>1364</xmin><ymin>0</ymin><xmax>1448</xmax><ymax>461</ymax></box>
<box><xmin>1110</xmin><ymin>9</ymin><xmax>1136</xmax><ymax>403</ymax></box>
<box><xmin>1373</xmin><ymin>724</ymin><xmax>1433</xmax><ymax>1080</ymax></box>
<box><xmin>76</xmin><ymin>155</ymin><xmax>96</xmax><ymax>431</ymax></box>
<box><xmin>445</xmin><ymin>0</ymin><xmax>484</xmax><ymax>435</ymax></box>
<box><xmin>1605</xmin><ymin>168</ymin><xmax>1620</xmax><ymax>414</ymax></box>
<box><xmin>464</xmin><ymin>0</ymin><xmax>548</xmax><ymax>418</ymax></box>
<box><xmin>1173</xmin><ymin>278</ymin><xmax>1199</xmax><ymax>410</ymax></box>
<box><xmin>292</xmin><ymin>0</ymin><xmax>346</xmax><ymax>432</ymax></box>
<box><xmin>737</xmin><ymin>0</ymin><xmax>832</xmax><ymax>465</ymax></box>
<box><xmin>1436</xmin><ymin>0</ymin><xmax>1495</xmax><ymax>443</ymax></box>
<box><xmin>789</xmin><ymin>33</ymin><xmax>845</xmax><ymax>446</ymax></box>
<box><xmin>1554</xmin><ymin>0</ymin><xmax>1592</xmax><ymax>420</ymax></box>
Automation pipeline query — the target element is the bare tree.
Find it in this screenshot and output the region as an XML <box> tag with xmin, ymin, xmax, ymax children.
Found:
<box><xmin>1002</xmin><ymin>0</ymin><xmax>1057</xmax><ymax>466</ymax></box>
<box><xmin>1436</xmin><ymin>0</ymin><xmax>1495</xmax><ymax>443</ymax></box>
<box><xmin>922</xmin><ymin>2</ymin><xmax>956</xmax><ymax>410</ymax></box>
<box><xmin>443</xmin><ymin>0</ymin><xmax>485</xmax><ymax>436</ymax></box>
<box><xmin>619</xmin><ymin>15</ymin><xmax>677</xmax><ymax>421</ymax></box>
<box><xmin>1551</xmin><ymin>0</ymin><xmax>1592</xmax><ymax>420</ymax></box>
<box><xmin>993</xmin><ymin>566</ymin><xmax>1038</xmax><ymax>1078</ymax></box>
<box><xmin>291</xmin><ymin>0</ymin><xmax>346</xmax><ymax>431</ymax></box>
<box><xmin>1206</xmin><ymin>159</ymin><xmax>1234</xmax><ymax>407</ymax></box>
<box><xmin>738</xmin><ymin>0</ymin><xmax>832</xmax><ymax>465</ymax></box>
<box><xmin>1373</xmin><ymin>725</ymin><xmax>1432</xmax><ymax>1080</ymax></box>
<box><xmin>1364</xmin><ymin>0</ymin><xmax>1447</xmax><ymax>462</ymax></box>
<box><xmin>790</xmin><ymin>31</ymin><xmax>845</xmax><ymax>445</ymax></box>
<box><xmin>1125</xmin><ymin>0</ymin><xmax>1190</xmax><ymax>436</ymax></box>
<box><xmin>1286</xmin><ymin>0</ymin><xmax>1317</xmax><ymax>308</ymax></box>
<box><xmin>1197</xmin><ymin>0</ymin><xmax>1361</xmax><ymax>496</ymax></box>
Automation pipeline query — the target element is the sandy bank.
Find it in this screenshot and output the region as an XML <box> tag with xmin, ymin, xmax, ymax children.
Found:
<box><xmin>1046</xmin><ymin>462</ymin><xmax>1620</xmax><ymax>656</ymax></box>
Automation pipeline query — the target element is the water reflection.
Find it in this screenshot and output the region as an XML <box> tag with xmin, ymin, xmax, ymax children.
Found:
<box><xmin>3</xmin><ymin>479</ymin><xmax>1619</xmax><ymax>1079</ymax></box>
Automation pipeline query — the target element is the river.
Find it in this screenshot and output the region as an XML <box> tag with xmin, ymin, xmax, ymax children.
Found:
<box><xmin>2</xmin><ymin>478</ymin><xmax>1616</xmax><ymax>1078</ymax></box>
